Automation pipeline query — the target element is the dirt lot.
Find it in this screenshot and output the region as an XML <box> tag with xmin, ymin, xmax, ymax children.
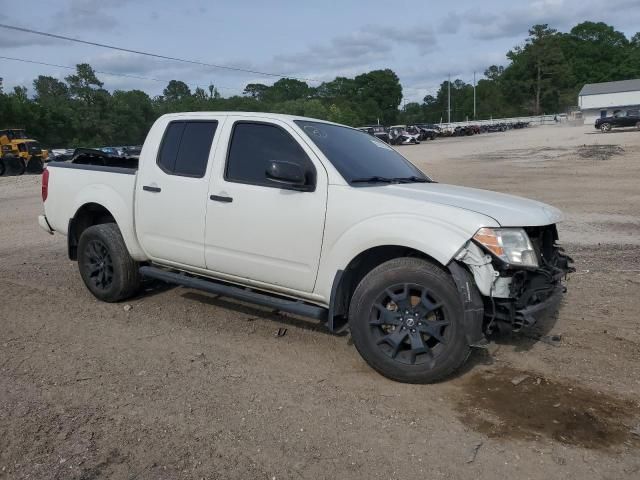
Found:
<box><xmin>1</xmin><ymin>124</ymin><xmax>640</xmax><ymax>479</ymax></box>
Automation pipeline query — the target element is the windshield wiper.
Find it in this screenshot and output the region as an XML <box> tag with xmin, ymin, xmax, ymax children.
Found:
<box><xmin>393</xmin><ymin>176</ymin><xmax>430</xmax><ymax>183</ymax></box>
<box><xmin>351</xmin><ymin>175</ymin><xmax>431</xmax><ymax>185</ymax></box>
<box><xmin>350</xmin><ymin>176</ymin><xmax>395</xmax><ymax>184</ymax></box>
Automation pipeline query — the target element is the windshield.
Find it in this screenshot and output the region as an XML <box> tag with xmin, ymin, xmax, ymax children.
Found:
<box><xmin>295</xmin><ymin>120</ymin><xmax>429</xmax><ymax>184</ymax></box>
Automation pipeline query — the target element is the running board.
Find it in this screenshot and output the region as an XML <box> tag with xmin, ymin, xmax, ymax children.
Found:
<box><xmin>139</xmin><ymin>266</ymin><xmax>328</xmax><ymax>321</ymax></box>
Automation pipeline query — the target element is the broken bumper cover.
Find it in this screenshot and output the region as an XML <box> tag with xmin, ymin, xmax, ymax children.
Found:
<box><xmin>491</xmin><ymin>250</ymin><xmax>573</xmax><ymax>331</ymax></box>
<box><xmin>511</xmin><ymin>283</ymin><xmax>564</xmax><ymax>328</ymax></box>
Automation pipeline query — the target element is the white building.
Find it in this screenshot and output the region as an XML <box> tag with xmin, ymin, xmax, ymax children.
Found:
<box><xmin>579</xmin><ymin>79</ymin><xmax>640</xmax><ymax>124</ymax></box>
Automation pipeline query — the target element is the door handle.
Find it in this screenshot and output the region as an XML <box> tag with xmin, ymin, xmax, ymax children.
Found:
<box><xmin>143</xmin><ymin>185</ymin><xmax>161</xmax><ymax>193</ymax></box>
<box><xmin>210</xmin><ymin>194</ymin><xmax>233</xmax><ymax>203</ymax></box>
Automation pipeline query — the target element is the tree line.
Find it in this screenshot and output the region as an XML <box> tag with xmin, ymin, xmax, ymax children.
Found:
<box><xmin>404</xmin><ymin>22</ymin><xmax>640</xmax><ymax>124</ymax></box>
<box><xmin>0</xmin><ymin>20</ymin><xmax>638</xmax><ymax>147</ymax></box>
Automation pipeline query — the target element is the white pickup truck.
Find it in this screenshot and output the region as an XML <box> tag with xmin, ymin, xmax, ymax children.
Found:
<box><xmin>39</xmin><ymin>112</ymin><xmax>572</xmax><ymax>383</ymax></box>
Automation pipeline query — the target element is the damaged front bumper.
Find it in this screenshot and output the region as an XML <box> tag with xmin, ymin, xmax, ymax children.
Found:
<box><xmin>489</xmin><ymin>250</ymin><xmax>573</xmax><ymax>331</ymax></box>
<box><xmin>454</xmin><ymin>224</ymin><xmax>574</xmax><ymax>334</ymax></box>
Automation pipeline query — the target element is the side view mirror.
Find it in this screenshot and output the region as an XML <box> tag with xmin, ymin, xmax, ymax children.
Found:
<box><xmin>266</xmin><ymin>160</ymin><xmax>312</xmax><ymax>191</ymax></box>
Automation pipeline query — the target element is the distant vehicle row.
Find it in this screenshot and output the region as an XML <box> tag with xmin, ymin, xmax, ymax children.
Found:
<box><xmin>357</xmin><ymin>121</ymin><xmax>530</xmax><ymax>146</ymax></box>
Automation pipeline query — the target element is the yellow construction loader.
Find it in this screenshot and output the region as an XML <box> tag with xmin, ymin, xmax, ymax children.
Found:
<box><xmin>0</xmin><ymin>128</ymin><xmax>48</xmax><ymax>176</ymax></box>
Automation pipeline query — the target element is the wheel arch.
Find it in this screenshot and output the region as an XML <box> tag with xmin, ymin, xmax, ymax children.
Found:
<box><xmin>326</xmin><ymin>244</ymin><xmax>487</xmax><ymax>346</ymax></box>
<box><xmin>68</xmin><ymin>203</ymin><xmax>116</xmax><ymax>260</ymax></box>
<box><xmin>68</xmin><ymin>200</ymin><xmax>145</xmax><ymax>261</ymax></box>
<box><xmin>326</xmin><ymin>245</ymin><xmax>446</xmax><ymax>332</ymax></box>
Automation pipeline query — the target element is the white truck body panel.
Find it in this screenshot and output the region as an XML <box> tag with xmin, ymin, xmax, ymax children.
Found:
<box><xmin>41</xmin><ymin>112</ymin><xmax>564</xmax><ymax>306</ymax></box>
<box><xmin>135</xmin><ymin>114</ymin><xmax>227</xmax><ymax>268</ymax></box>
<box><xmin>44</xmin><ymin>166</ymin><xmax>146</xmax><ymax>260</ymax></box>
<box><xmin>203</xmin><ymin>115</ymin><xmax>329</xmax><ymax>292</ymax></box>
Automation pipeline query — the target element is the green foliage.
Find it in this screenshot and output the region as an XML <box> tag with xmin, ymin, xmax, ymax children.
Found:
<box><xmin>0</xmin><ymin>63</ymin><xmax>404</xmax><ymax>147</ymax></box>
<box><xmin>400</xmin><ymin>20</ymin><xmax>640</xmax><ymax>123</ymax></box>
<box><xmin>2</xmin><ymin>20</ymin><xmax>639</xmax><ymax>147</ymax></box>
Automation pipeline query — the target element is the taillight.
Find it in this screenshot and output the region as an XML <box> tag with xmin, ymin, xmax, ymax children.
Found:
<box><xmin>42</xmin><ymin>168</ymin><xmax>49</xmax><ymax>202</ymax></box>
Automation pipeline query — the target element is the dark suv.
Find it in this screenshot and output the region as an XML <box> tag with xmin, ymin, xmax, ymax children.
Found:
<box><xmin>357</xmin><ymin>125</ymin><xmax>390</xmax><ymax>144</ymax></box>
<box><xmin>595</xmin><ymin>109</ymin><xmax>640</xmax><ymax>132</ymax></box>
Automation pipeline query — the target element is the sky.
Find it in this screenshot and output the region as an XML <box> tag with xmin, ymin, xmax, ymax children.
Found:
<box><xmin>0</xmin><ymin>0</ymin><xmax>639</xmax><ymax>103</ymax></box>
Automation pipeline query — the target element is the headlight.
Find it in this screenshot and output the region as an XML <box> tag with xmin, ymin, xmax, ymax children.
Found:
<box><xmin>473</xmin><ymin>227</ymin><xmax>538</xmax><ymax>267</ymax></box>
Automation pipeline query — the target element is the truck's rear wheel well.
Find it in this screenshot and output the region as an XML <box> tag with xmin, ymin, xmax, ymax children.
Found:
<box><xmin>68</xmin><ymin>203</ymin><xmax>116</xmax><ymax>260</ymax></box>
<box><xmin>329</xmin><ymin>246</ymin><xmax>444</xmax><ymax>331</ymax></box>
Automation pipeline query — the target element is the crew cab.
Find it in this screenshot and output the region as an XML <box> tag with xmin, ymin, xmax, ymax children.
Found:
<box><xmin>39</xmin><ymin>112</ymin><xmax>572</xmax><ymax>383</ymax></box>
<box><xmin>595</xmin><ymin>109</ymin><xmax>640</xmax><ymax>132</ymax></box>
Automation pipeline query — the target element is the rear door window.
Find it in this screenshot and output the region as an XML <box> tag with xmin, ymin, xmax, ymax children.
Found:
<box><xmin>157</xmin><ymin>121</ymin><xmax>217</xmax><ymax>178</ymax></box>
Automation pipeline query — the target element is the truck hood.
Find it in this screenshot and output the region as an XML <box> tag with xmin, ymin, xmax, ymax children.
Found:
<box><xmin>375</xmin><ymin>183</ymin><xmax>563</xmax><ymax>227</ymax></box>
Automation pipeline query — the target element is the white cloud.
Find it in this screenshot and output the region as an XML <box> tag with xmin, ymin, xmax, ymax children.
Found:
<box><xmin>52</xmin><ymin>0</ymin><xmax>133</xmax><ymax>31</ymax></box>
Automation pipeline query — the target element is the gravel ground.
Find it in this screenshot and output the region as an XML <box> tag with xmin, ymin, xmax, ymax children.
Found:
<box><xmin>1</xmin><ymin>124</ymin><xmax>639</xmax><ymax>479</ymax></box>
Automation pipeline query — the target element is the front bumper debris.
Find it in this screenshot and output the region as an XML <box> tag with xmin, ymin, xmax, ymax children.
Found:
<box><xmin>488</xmin><ymin>244</ymin><xmax>573</xmax><ymax>332</ymax></box>
<box><xmin>456</xmin><ymin>224</ymin><xmax>574</xmax><ymax>334</ymax></box>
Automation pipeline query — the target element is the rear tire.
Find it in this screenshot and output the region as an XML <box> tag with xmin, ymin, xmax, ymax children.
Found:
<box><xmin>636</xmin><ymin>121</ymin><xmax>640</xmax><ymax>130</ymax></box>
<box><xmin>348</xmin><ymin>257</ymin><xmax>470</xmax><ymax>383</ymax></box>
<box><xmin>26</xmin><ymin>157</ymin><xmax>44</xmax><ymax>174</ymax></box>
<box><xmin>16</xmin><ymin>158</ymin><xmax>26</xmax><ymax>175</ymax></box>
<box><xmin>78</xmin><ymin>223</ymin><xmax>141</xmax><ymax>302</ymax></box>
<box><xmin>0</xmin><ymin>159</ymin><xmax>5</xmax><ymax>176</ymax></box>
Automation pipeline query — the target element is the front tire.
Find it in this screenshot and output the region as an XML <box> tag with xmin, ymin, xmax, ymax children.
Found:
<box><xmin>78</xmin><ymin>223</ymin><xmax>141</xmax><ymax>302</ymax></box>
<box><xmin>348</xmin><ymin>257</ymin><xmax>470</xmax><ymax>383</ymax></box>
<box><xmin>600</xmin><ymin>122</ymin><xmax>612</xmax><ymax>132</ymax></box>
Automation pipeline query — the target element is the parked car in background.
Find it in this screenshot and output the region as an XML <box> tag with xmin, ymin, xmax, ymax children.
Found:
<box><xmin>98</xmin><ymin>147</ymin><xmax>121</xmax><ymax>157</ymax></box>
<box><xmin>122</xmin><ymin>145</ymin><xmax>142</xmax><ymax>157</ymax></box>
<box><xmin>595</xmin><ymin>109</ymin><xmax>640</xmax><ymax>132</ymax></box>
<box><xmin>415</xmin><ymin>123</ymin><xmax>440</xmax><ymax>141</ymax></box>
<box><xmin>357</xmin><ymin>125</ymin><xmax>390</xmax><ymax>144</ymax></box>
<box><xmin>49</xmin><ymin>149</ymin><xmax>75</xmax><ymax>163</ymax></box>
<box><xmin>388</xmin><ymin>125</ymin><xmax>420</xmax><ymax>145</ymax></box>
<box><xmin>453</xmin><ymin>125</ymin><xmax>475</xmax><ymax>136</ymax></box>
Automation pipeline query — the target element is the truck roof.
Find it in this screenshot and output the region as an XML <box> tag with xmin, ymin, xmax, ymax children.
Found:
<box><xmin>159</xmin><ymin>111</ymin><xmax>343</xmax><ymax>126</ymax></box>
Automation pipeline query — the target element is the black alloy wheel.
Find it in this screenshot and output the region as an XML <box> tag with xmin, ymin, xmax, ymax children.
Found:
<box><xmin>77</xmin><ymin>223</ymin><xmax>141</xmax><ymax>302</ymax></box>
<box><xmin>369</xmin><ymin>283</ymin><xmax>450</xmax><ymax>367</ymax></box>
<box><xmin>84</xmin><ymin>239</ymin><xmax>115</xmax><ymax>291</ymax></box>
<box><xmin>348</xmin><ymin>257</ymin><xmax>470</xmax><ymax>383</ymax></box>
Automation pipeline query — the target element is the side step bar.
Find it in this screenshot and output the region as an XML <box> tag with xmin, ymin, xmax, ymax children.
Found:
<box><xmin>139</xmin><ymin>266</ymin><xmax>328</xmax><ymax>321</ymax></box>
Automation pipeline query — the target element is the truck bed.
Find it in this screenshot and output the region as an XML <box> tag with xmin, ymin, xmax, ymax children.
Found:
<box><xmin>44</xmin><ymin>160</ymin><xmax>141</xmax><ymax>259</ymax></box>
<box><xmin>50</xmin><ymin>148</ymin><xmax>139</xmax><ymax>170</ymax></box>
<box><xmin>73</xmin><ymin>148</ymin><xmax>139</xmax><ymax>169</ymax></box>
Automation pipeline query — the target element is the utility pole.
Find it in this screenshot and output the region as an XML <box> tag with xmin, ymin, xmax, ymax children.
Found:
<box><xmin>447</xmin><ymin>74</ymin><xmax>451</xmax><ymax>124</ymax></box>
<box><xmin>473</xmin><ymin>71</ymin><xmax>477</xmax><ymax>120</ymax></box>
